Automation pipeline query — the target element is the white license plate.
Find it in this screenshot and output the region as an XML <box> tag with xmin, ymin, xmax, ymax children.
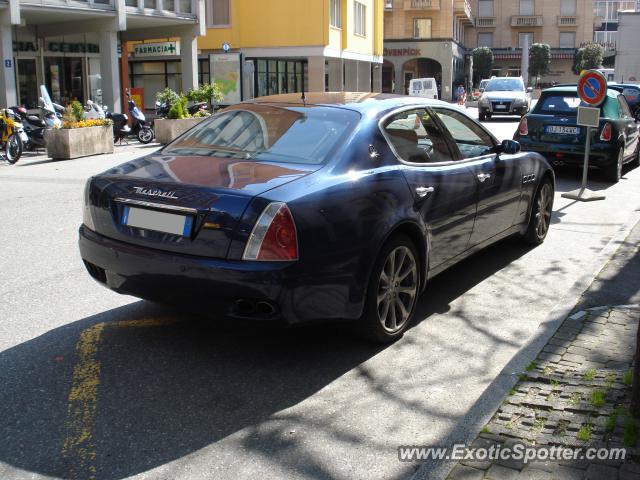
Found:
<box><xmin>546</xmin><ymin>126</ymin><xmax>579</xmax><ymax>135</ymax></box>
<box><xmin>495</xmin><ymin>105</ymin><xmax>507</xmax><ymax>110</ymax></box>
<box><xmin>123</xmin><ymin>206</ymin><xmax>193</xmax><ymax>236</ymax></box>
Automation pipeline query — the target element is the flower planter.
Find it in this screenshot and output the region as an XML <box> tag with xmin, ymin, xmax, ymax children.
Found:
<box><xmin>45</xmin><ymin>125</ymin><xmax>114</xmax><ymax>160</ymax></box>
<box><xmin>154</xmin><ymin>118</ymin><xmax>206</xmax><ymax>144</ymax></box>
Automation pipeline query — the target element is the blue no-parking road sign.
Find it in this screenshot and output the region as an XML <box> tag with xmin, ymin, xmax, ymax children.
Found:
<box><xmin>578</xmin><ymin>70</ymin><xmax>607</xmax><ymax>106</ymax></box>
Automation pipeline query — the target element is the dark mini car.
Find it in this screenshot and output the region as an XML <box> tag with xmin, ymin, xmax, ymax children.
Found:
<box><xmin>514</xmin><ymin>86</ymin><xmax>640</xmax><ymax>183</ymax></box>
<box><xmin>80</xmin><ymin>93</ymin><xmax>554</xmax><ymax>342</ymax></box>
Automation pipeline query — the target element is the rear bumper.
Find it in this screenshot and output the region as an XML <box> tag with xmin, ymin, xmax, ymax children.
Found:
<box><xmin>517</xmin><ymin>140</ymin><xmax>617</xmax><ymax>167</ymax></box>
<box><xmin>78</xmin><ymin>226</ymin><xmax>358</xmax><ymax>324</ymax></box>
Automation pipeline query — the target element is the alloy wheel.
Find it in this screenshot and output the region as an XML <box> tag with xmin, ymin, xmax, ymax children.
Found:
<box><xmin>535</xmin><ymin>182</ymin><xmax>553</xmax><ymax>239</ymax></box>
<box><xmin>376</xmin><ymin>246</ymin><xmax>418</xmax><ymax>333</ymax></box>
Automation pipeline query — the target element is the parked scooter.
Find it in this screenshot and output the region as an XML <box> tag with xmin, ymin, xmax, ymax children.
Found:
<box><xmin>8</xmin><ymin>106</ymin><xmax>46</xmax><ymax>151</ymax></box>
<box><xmin>40</xmin><ymin>86</ymin><xmax>62</xmax><ymax>129</ymax></box>
<box><xmin>0</xmin><ymin>109</ymin><xmax>23</xmax><ymax>164</ymax></box>
<box><xmin>126</xmin><ymin>93</ymin><xmax>153</xmax><ymax>144</ymax></box>
<box><xmin>84</xmin><ymin>100</ymin><xmax>106</xmax><ymax>120</ymax></box>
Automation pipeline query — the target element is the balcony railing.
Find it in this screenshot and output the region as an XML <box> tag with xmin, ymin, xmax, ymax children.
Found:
<box><xmin>476</xmin><ymin>17</ymin><xmax>496</xmax><ymax>27</ymax></box>
<box><xmin>19</xmin><ymin>0</ymin><xmax>114</xmax><ymax>9</ymax></box>
<box><xmin>453</xmin><ymin>0</ymin><xmax>473</xmax><ymax>24</ymax></box>
<box><xmin>407</xmin><ymin>0</ymin><xmax>435</xmax><ymax>9</ymax></box>
<box><xmin>558</xmin><ymin>15</ymin><xmax>578</xmax><ymax>26</ymax></box>
<box><xmin>511</xmin><ymin>15</ymin><xmax>543</xmax><ymax>27</ymax></box>
<box><xmin>125</xmin><ymin>0</ymin><xmax>196</xmax><ymax>15</ymax></box>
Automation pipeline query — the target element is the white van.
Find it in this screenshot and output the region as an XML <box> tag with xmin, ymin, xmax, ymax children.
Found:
<box><xmin>408</xmin><ymin>78</ymin><xmax>438</xmax><ymax>99</ymax></box>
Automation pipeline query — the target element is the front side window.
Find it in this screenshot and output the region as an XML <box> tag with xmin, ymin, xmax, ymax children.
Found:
<box><xmin>559</xmin><ymin>31</ymin><xmax>575</xmax><ymax>48</ymax></box>
<box><xmin>163</xmin><ymin>104</ymin><xmax>359</xmax><ymax>165</ymax></box>
<box><xmin>207</xmin><ymin>0</ymin><xmax>230</xmax><ymax>26</ymax></box>
<box><xmin>520</xmin><ymin>0</ymin><xmax>534</xmax><ymax>15</ymax></box>
<box><xmin>560</xmin><ymin>0</ymin><xmax>576</xmax><ymax>16</ymax></box>
<box><xmin>355</xmin><ymin>1</ymin><xmax>366</xmax><ymax>36</ymax></box>
<box><xmin>413</xmin><ymin>18</ymin><xmax>432</xmax><ymax>38</ymax></box>
<box><xmin>383</xmin><ymin>109</ymin><xmax>452</xmax><ymax>163</ymax></box>
<box><xmin>478</xmin><ymin>0</ymin><xmax>494</xmax><ymax>17</ymax></box>
<box><xmin>330</xmin><ymin>0</ymin><xmax>342</xmax><ymax>28</ymax></box>
<box><xmin>433</xmin><ymin>109</ymin><xmax>495</xmax><ymax>159</ymax></box>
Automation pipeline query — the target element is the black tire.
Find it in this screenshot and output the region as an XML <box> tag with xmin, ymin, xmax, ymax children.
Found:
<box><xmin>4</xmin><ymin>134</ymin><xmax>22</xmax><ymax>164</ymax></box>
<box><xmin>486</xmin><ymin>113</ymin><xmax>492</xmax><ymax>120</ymax></box>
<box><xmin>137</xmin><ymin>127</ymin><xmax>154</xmax><ymax>144</ymax></box>
<box><xmin>479</xmin><ymin>112</ymin><xmax>486</xmax><ymax>121</ymax></box>
<box><xmin>356</xmin><ymin>234</ymin><xmax>420</xmax><ymax>343</ymax></box>
<box><xmin>523</xmin><ymin>178</ymin><xmax>554</xmax><ymax>245</ymax></box>
<box><xmin>603</xmin><ymin>147</ymin><xmax>624</xmax><ymax>183</ymax></box>
<box><xmin>630</xmin><ymin>142</ymin><xmax>640</xmax><ymax>168</ymax></box>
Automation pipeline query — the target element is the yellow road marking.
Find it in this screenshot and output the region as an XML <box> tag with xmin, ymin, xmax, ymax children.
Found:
<box><xmin>61</xmin><ymin>317</ymin><xmax>176</xmax><ymax>479</ymax></box>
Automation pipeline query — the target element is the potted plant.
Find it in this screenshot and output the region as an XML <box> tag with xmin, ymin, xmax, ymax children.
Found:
<box><xmin>44</xmin><ymin>101</ymin><xmax>114</xmax><ymax>160</ymax></box>
<box><xmin>154</xmin><ymin>88</ymin><xmax>215</xmax><ymax>144</ymax></box>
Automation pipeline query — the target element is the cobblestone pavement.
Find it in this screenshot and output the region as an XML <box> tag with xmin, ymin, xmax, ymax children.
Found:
<box><xmin>447</xmin><ymin>306</ymin><xmax>640</xmax><ymax>480</ymax></box>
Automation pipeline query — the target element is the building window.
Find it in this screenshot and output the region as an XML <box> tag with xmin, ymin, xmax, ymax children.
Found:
<box><xmin>478</xmin><ymin>32</ymin><xmax>493</xmax><ymax>47</ymax></box>
<box><xmin>559</xmin><ymin>31</ymin><xmax>576</xmax><ymax>48</ymax></box>
<box><xmin>560</xmin><ymin>0</ymin><xmax>576</xmax><ymax>16</ymax></box>
<box><xmin>355</xmin><ymin>1</ymin><xmax>366</xmax><ymax>36</ymax></box>
<box><xmin>478</xmin><ymin>0</ymin><xmax>494</xmax><ymax>17</ymax></box>
<box><xmin>413</xmin><ymin>18</ymin><xmax>432</xmax><ymax>38</ymax></box>
<box><xmin>519</xmin><ymin>32</ymin><xmax>534</xmax><ymax>48</ymax></box>
<box><xmin>253</xmin><ymin>58</ymin><xmax>307</xmax><ymax>98</ymax></box>
<box><xmin>207</xmin><ymin>0</ymin><xmax>230</xmax><ymax>26</ymax></box>
<box><xmin>330</xmin><ymin>0</ymin><xmax>342</xmax><ymax>28</ymax></box>
<box><xmin>519</xmin><ymin>0</ymin><xmax>534</xmax><ymax>15</ymax></box>
<box><xmin>198</xmin><ymin>59</ymin><xmax>210</xmax><ymax>86</ymax></box>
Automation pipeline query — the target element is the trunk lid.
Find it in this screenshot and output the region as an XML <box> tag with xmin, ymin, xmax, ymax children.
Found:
<box><xmin>87</xmin><ymin>153</ymin><xmax>317</xmax><ymax>258</ymax></box>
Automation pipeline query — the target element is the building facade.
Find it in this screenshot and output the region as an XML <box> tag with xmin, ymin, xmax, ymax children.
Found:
<box><xmin>465</xmin><ymin>0</ymin><xmax>595</xmax><ymax>86</ymax></box>
<box><xmin>614</xmin><ymin>10</ymin><xmax>640</xmax><ymax>81</ymax></box>
<box><xmin>592</xmin><ymin>0</ymin><xmax>638</xmax><ymax>60</ymax></box>
<box><xmin>382</xmin><ymin>0</ymin><xmax>474</xmax><ymax>101</ymax></box>
<box><xmin>0</xmin><ymin>0</ymin><xmax>204</xmax><ymax>113</ymax></box>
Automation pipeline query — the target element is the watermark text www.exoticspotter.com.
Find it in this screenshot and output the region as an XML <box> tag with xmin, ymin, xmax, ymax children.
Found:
<box><xmin>398</xmin><ymin>443</ymin><xmax>626</xmax><ymax>463</ymax></box>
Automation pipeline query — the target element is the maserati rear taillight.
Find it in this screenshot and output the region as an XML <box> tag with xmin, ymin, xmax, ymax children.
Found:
<box><xmin>518</xmin><ymin>117</ymin><xmax>528</xmax><ymax>136</ymax></box>
<box><xmin>600</xmin><ymin>122</ymin><xmax>612</xmax><ymax>142</ymax></box>
<box><xmin>243</xmin><ymin>202</ymin><xmax>298</xmax><ymax>261</ymax></box>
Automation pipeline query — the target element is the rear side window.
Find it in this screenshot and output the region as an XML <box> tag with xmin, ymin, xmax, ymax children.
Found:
<box><xmin>383</xmin><ymin>109</ymin><xmax>452</xmax><ymax>163</ymax></box>
<box><xmin>163</xmin><ymin>104</ymin><xmax>360</xmax><ymax>165</ymax></box>
<box><xmin>534</xmin><ymin>94</ymin><xmax>581</xmax><ymax>115</ymax></box>
<box><xmin>602</xmin><ymin>95</ymin><xmax>620</xmax><ymax>119</ymax></box>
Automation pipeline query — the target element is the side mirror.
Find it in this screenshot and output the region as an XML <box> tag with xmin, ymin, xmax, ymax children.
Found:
<box><xmin>497</xmin><ymin>139</ymin><xmax>521</xmax><ymax>155</ymax></box>
<box><xmin>526</xmin><ymin>87</ymin><xmax>534</xmax><ymax>93</ymax></box>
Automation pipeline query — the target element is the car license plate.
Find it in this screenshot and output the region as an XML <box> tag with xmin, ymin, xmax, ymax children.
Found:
<box><xmin>123</xmin><ymin>206</ymin><xmax>193</xmax><ymax>236</ymax></box>
<box><xmin>495</xmin><ymin>105</ymin><xmax>506</xmax><ymax>110</ymax></box>
<box><xmin>546</xmin><ymin>126</ymin><xmax>579</xmax><ymax>135</ymax></box>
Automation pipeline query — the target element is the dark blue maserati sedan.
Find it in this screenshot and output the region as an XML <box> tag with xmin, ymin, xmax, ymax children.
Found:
<box><xmin>79</xmin><ymin>93</ymin><xmax>554</xmax><ymax>342</ymax></box>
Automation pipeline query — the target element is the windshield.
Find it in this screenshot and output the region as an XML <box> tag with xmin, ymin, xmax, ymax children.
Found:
<box><xmin>163</xmin><ymin>104</ymin><xmax>360</xmax><ymax>165</ymax></box>
<box><xmin>534</xmin><ymin>94</ymin><xmax>582</xmax><ymax>115</ymax></box>
<box><xmin>485</xmin><ymin>78</ymin><xmax>524</xmax><ymax>92</ymax></box>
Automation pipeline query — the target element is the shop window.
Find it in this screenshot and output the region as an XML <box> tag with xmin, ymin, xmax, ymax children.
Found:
<box><xmin>519</xmin><ymin>32</ymin><xmax>533</xmax><ymax>48</ymax></box>
<box><xmin>251</xmin><ymin>58</ymin><xmax>306</xmax><ymax>98</ymax></box>
<box><xmin>354</xmin><ymin>1</ymin><xmax>366</xmax><ymax>36</ymax></box>
<box><xmin>330</xmin><ymin>0</ymin><xmax>342</xmax><ymax>28</ymax></box>
<box><xmin>413</xmin><ymin>18</ymin><xmax>432</xmax><ymax>39</ymax></box>
<box><xmin>207</xmin><ymin>0</ymin><xmax>230</xmax><ymax>26</ymax></box>
<box><xmin>199</xmin><ymin>59</ymin><xmax>210</xmax><ymax>86</ymax></box>
<box><xmin>559</xmin><ymin>32</ymin><xmax>575</xmax><ymax>48</ymax></box>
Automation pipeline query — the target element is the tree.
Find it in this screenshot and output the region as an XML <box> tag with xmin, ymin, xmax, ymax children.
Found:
<box><xmin>572</xmin><ymin>44</ymin><xmax>604</xmax><ymax>75</ymax></box>
<box><xmin>529</xmin><ymin>43</ymin><xmax>551</xmax><ymax>85</ymax></box>
<box><xmin>472</xmin><ymin>47</ymin><xmax>494</xmax><ymax>86</ymax></box>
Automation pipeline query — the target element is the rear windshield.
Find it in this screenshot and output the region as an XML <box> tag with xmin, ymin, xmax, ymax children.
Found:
<box><xmin>485</xmin><ymin>78</ymin><xmax>524</xmax><ymax>92</ymax></box>
<box><xmin>534</xmin><ymin>94</ymin><xmax>582</xmax><ymax>115</ymax></box>
<box><xmin>162</xmin><ymin>104</ymin><xmax>360</xmax><ymax>165</ymax></box>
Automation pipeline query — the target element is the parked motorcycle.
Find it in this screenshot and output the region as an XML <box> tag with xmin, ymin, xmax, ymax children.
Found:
<box><xmin>8</xmin><ymin>106</ymin><xmax>46</xmax><ymax>151</ymax></box>
<box><xmin>0</xmin><ymin>109</ymin><xmax>23</xmax><ymax>164</ymax></box>
<box><xmin>84</xmin><ymin>100</ymin><xmax>106</xmax><ymax>120</ymax></box>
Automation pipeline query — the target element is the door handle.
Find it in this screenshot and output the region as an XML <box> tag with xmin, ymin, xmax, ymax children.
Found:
<box><xmin>477</xmin><ymin>173</ymin><xmax>491</xmax><ymax>182</ymax></box>
<box><xmin>415</xmin><ymin>186</ymin><xmax>435</xmax><ymax>197</ymax></box>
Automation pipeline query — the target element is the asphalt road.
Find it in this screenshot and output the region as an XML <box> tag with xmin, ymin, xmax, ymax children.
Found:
<box><xmin>1</xmin><ymin>117</ymin><xmax>639</xmax><ymax>480</ymax></box>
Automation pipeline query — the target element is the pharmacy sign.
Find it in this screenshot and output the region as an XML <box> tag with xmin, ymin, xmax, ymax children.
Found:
<box><xmin>133</xmin><ymin>41</ymin><xmax>180</xmax><ymax>57</ymax></box>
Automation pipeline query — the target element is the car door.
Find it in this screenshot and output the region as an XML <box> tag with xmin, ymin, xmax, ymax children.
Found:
<box><xmin>431</xmin><ymin>107</ymin><xmax>523</xmax><ymax>246</ymax></box>
<box><xmin>618</xmin><ymin>95</ymin><xmax>639</xmax><ymax>159</ymax></box>
<box><xmin>381</xmin><ymin>107</ymin><xmax>478</xmax><ymax>268</ymax></box>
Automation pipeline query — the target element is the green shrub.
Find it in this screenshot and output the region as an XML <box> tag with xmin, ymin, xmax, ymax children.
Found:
<box><xmin>167</xmin><ymin>94</ymin><xmax>190</xmax><ymax>119</ymax></box>
<box><xmin>186</xmin><ymin>82</ymin><xmax>224</xmax><ymax>108</ymax></box>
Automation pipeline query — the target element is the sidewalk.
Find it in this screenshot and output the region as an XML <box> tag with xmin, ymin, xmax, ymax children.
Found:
<box><xmin>446</xmin><ymin>223</ymin><xmax>640</xmax><ymax>480</ymax></box>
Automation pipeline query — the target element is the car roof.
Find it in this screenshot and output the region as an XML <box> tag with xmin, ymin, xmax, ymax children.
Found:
<box><xmin>245</xmin><ymin>92</ymin><xmax>449</xmax><ymax>114</ymax></box>
<box><xmin>541</xmin><ymin>86</ymin><xmax>620</xmax><ymax>98</ymax></box>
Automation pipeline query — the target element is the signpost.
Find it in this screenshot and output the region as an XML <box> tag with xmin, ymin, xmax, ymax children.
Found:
<box><xmin>561</xmin><ymin>70</ymin><xmax>607</xmax><ymax>202</ymax></box>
